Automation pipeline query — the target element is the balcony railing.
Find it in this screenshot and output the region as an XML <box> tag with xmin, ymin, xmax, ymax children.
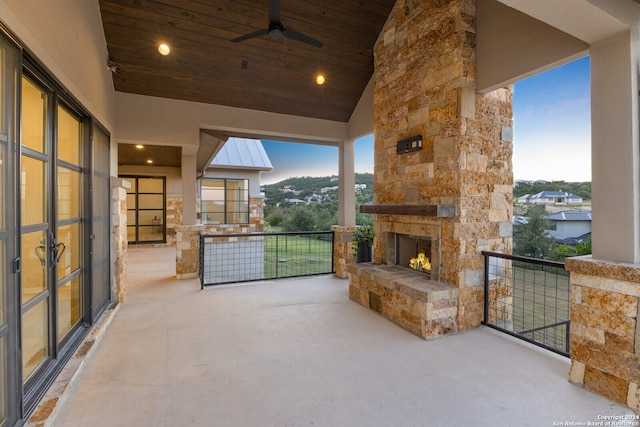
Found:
<box><xmin>200</xmin><ymin>231</ymin><xmax>335</xmax><ymax>287</ymax></box>
<box><xmin>482</xmin><ymin>251</ymin><xmax>570</xmax><ymax>357</ymax></box>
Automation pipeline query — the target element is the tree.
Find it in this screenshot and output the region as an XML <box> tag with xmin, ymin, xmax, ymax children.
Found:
<box><xmin>513</xmin><ymin>204</ymin><xmax>556</xmax><ymax>259</ymax></box>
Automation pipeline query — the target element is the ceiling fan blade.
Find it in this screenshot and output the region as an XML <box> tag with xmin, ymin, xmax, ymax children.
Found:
<box><xmin>231</xmin><ymin>29</ymin><xmax>269</xmax><ymax>43</ymax></box>
<box><xmin>268</xmin><ymin>0</ymin><xmax>281</xmax><ymax>24</ymax></box>
<box><xmin>285</xmin><ymin>27</ymin><xmax>324</xmax><ymax>48</ymax></box>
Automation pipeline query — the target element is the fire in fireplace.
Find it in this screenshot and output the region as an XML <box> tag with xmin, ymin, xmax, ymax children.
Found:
<box><xmin>397</xmin><ymin>234</ymin><xmax>433</xmax><ymax>276</ymax></box>
<box><xmin>409</xmin><ymin>251</ymin><xmax>431</xmax><ymax>272</ymax></box>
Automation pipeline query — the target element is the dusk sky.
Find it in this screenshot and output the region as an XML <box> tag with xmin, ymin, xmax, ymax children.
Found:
<box><xmin>260</xmin><ymin>56</ymin><xmax>591</xmax><ymax>185</ymax></box>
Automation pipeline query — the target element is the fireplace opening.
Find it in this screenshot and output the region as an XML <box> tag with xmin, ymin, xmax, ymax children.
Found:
<box><xmin>397</xmin><ymin>235</ymin><xmax>433</xmax><ymax>276</ymax></box>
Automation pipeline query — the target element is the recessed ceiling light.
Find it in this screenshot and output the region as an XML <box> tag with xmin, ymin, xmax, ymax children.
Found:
<box><xmin>158</xmin><ymin>43</ymin><xmax>170</xmax><ymax>56</ymax></box>
<box><xmin>316</xmin><ymin>74</ymin><xmax>326</xmax><ymax>85</ymax></box>
<box><xmin>135</xmin><ymin>144</ymin><xmax>144</xmax><ymax>149</ymax></box>
<box><xmin>146</xmin><ymin>159</ymin><xmax>153</xmax><ymax>164</ymax></box>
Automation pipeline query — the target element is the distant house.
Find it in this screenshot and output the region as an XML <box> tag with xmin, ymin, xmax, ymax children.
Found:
<box><xmin>321</xmin><ymin>186</ymin><xmax>339</xmax><ymax>193</ymax></box>
<box><xmin>544</xmin><ymin>210</ymin><xmax>592</xmax><ymax>242</ymax></box>
<box><xmin>518</xmin><ymin>191</ymin><xmax>583</xmax><ymax>204</ymax></box>
<box><xmin>285</xmin><ymin>198</ymin><xmax>306</xmax><ymax>205</ymax></box>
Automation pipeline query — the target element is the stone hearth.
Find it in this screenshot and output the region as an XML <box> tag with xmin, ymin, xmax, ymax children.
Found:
<box><xmin>348</xmin><ymin>264</ymin><xmax>458</xmax><ymax>340</ymax></box>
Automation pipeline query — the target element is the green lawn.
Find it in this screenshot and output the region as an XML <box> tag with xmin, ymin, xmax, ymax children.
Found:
<box><xmin>487</xmin><ymin>260</ymin><xmax>571</xmax><ymax>353</ymax></box>
<box><xmin>263</xmin><ymin>234</ymin><xmax>333</xmax><ymax>278</ymax></box>
<box><xmin>511</xmin><ymin>264</ymin><xmax>570</xmax><ymax>352</ymax></box>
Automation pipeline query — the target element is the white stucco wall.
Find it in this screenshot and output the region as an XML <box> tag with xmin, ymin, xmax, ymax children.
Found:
<box><xmin>0</xmin><ymin>0</ymin><xmax>115</xmax><ymax>133</ymax></box>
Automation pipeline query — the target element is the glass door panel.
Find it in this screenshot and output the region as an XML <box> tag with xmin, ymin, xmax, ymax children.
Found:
<box><xmin>56</xmin><ymin>167</ymin><xmax>80</xmax><ymax>220</ymax></box>
<box><xmin>20</xmin><ymin>156</ymin><xmax>46</xmax><ymax>226</ymax></box>
<box><xmin>57</xmin><ymin>277</ymin><xmax>80</xmax><ymax>342</ymax></box>
<box><xmin>21</xmin><ymin>300</ymin><xmax>48</xmax><ymax>382</ymax></box>
<box><xmin>55</xmin><ymin>104</ymin><xmax>82</xmax><ymax>345</ymax></box>
<box><xmin>55</xmin><ymin>223</ymin><xmax>80</xmax><ymax>281</ymax></box>
<box><xmin>138</xmin><ymin>177</ymin><xmax>162</xmax><ymax>193</ymax></box>
<box><xmin>91</xmin><ymin>124</ymin><xmax>110</xmax><ymax>320</ymax></box>
<box><xmin>20</xmin><ymin>230</ymin><xmax>47</xmax><ymax>304</ymax></box>
<box><xmin>56</xmin><ymin>106</ymin><xmax>81</xmax><ymax>166</ymax></box>
<box><xmin>20</xmin><ymin>78</ymin><xmax>46</xmax><ymax>154</ymax></box>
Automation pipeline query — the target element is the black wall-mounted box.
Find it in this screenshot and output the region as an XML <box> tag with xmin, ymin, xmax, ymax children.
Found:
<box><xmin>396</xmin><ymin>135</ymin><xmax>423</xmax><ymax>154</ymax></box>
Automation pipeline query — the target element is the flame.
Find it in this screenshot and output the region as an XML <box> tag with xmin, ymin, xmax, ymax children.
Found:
<box><xmin>409</xmin><ymin>251</ymin><xmax>431</xmax><ymax>272</ymax></box>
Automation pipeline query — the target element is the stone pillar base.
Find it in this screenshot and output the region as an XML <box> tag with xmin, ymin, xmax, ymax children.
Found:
<box><xmin>331</xmin><ymin>225</ymin><xmax>358</xmax><ymax>279</ymax></box>
<box><xmin>110</xmin><ymin>177</ymin><xmax>130</xmax><ymax>303</ymax></box>
<box><xmin>175</xmin><ymin>223</ymin><xmax>260</xmax><ymax>280</ymax></box>
<box><xmin>565</xmin><ymin>256</ymin><xmax>640</xmax><ymax>410</ymax></box>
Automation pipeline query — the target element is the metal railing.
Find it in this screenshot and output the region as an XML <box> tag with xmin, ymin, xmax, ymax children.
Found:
<box><xmin>200</xmin><ymin>231</ymin><xmax>335</xmax><ymax>287</ymax></box>
<box><xmin>482</xmin><ymin>251</ymin><xmax>570</xmax><ymax>357</ymax></box>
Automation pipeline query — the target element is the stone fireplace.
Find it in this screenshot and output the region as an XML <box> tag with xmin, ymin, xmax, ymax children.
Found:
<box><xmin>347</xmin><ymin>0</ymin><xmax>513</xmax><ymax>339</ymax></box>
<box><xmin>385</xmin><ymin>229</ymin><xmax>441</xmax><ymax>281</ymax></box>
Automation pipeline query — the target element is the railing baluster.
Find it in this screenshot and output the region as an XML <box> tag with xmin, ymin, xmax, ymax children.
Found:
<box><xmin>200</xmin><ymin>231</ymin><xmax>335</xmax><ymax>287</ymax></box>
<box><xmin>481</xmin><ymin>251</ymin><xmax>570</xmax><ymax>357</ymax></box>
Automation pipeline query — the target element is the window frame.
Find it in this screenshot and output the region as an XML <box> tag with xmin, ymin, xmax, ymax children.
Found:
<box><xmin>201</xmin><ymin>178</ymin><xmax>249</xmax><ymax>225</ymax></box>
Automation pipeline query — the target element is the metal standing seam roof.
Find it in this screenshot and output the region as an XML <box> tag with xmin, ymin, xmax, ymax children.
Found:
<box><xmin>531</xmin><ymin>191</ymin><xmax>582</xmax><ymax>199</ymax></box>
<box><xmin>544</xmin><ymin>210</ymin><xmax>592</xmax><ymax>221</ymax></box>
<box><xmin>209</xmin><ymin>138</ymin><xmax>273</xmax><ymax>171</ymax></box>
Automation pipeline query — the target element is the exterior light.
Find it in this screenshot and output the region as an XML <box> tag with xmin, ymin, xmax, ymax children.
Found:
<box><xmin>158</xmin><ymin>43</ymin><xmax>170</xmax><ymax>56</ymax></box>
<box><xmin>316</xmin><ymin>74</ymin><xmax>325</xmax><ymax>85</ymax></box>
<box><xmin>146</xmin><ymin>159</ymin><xmax>153</xmax><ymax>164</ymax></box>
<box><xmin>135</xmin><ymin>144</ymin><xmax>144</xmax><ymax>149</ymax></box>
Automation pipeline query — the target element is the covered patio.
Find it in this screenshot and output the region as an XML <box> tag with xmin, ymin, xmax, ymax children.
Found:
<box><xmin>46</xmin><ymin>247</ymin><xmax>634</xmax><ymax>426</ymax></box>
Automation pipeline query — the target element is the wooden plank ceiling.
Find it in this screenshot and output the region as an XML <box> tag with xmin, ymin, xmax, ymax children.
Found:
<box><xmin>99</xmin><ymin>0</ymin><xmax>396</xmax><ymax>122</ymax></box>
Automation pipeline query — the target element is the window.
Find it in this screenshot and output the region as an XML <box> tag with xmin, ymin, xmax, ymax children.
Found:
<box><xmin>202</xmin><ymin>178</ymin><xmax>249</xmax><ymax>224</ymax></box>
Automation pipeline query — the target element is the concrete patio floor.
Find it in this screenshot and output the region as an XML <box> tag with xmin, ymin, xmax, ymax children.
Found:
<box><xmin>53</xmin><ymin>247</ymin><xmax>636</xmax><ymax>426</ymax></box>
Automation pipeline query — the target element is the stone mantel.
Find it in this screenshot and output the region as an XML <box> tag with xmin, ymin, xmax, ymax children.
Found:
<box><xmin>359</xmin><ymin>204</ymin><xmax>456</xmax><ymax>218</ymax></box>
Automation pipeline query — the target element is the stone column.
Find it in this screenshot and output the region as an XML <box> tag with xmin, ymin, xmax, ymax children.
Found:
<box><xmin>331</xmin><ymin>225</ymin><xmax>358</xmax><ymax>278</ymax></box>
<box><xmin>110</xmin><ymin>177</ymin><xmax>130</xmax><ymax>303</ymax></box>
<box><xmin>372</xmin><ymin>0</ymin><xmax>513</xmax><ymax>331</ymax></box>
<box><xmin>565</xmin><ymin>256</ymin><xmax>640</xmax><ymax>410</ymax></box>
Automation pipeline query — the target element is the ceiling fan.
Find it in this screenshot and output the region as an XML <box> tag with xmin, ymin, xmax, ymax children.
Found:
<box><xmin>231</xmin><ymin>0</ymin><xmax>324</xmax><ymax>48</ymax></box>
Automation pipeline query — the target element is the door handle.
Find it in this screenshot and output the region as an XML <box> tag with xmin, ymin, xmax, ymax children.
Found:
<box><xmin>49</xmin><ymin>233</ymin><xmax>57</xmax><ymax>266</ymax></box>
<box><xmin>55</xmin><ymin>242</ymin><xmax>66</xmax><ymax>264</ymax></box>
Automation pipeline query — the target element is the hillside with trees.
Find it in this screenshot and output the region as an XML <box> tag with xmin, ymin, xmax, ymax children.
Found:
<box><xmin>263</xmin><ymin>173</ymin><xmax>374</xmax><ymax>232</ymax></box>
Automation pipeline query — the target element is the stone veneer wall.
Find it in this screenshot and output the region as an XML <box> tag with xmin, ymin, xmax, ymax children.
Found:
<box><xmin>166</xmin><ymin>197</ymin><xmax>183</xmax><ymax>246</ymax></box>
<box><xmin>331</xmin><ymin>225</ymin><xmax>359</xmax><ymax>279</ymax></box>
<box><xmin>565</xmin><ymin>256</ymin><xmax>640</xmax><ymax>410</ymax></box>
<box><xmin>371</xmin><ymin>0</ymin><xmax>513</xmax><ymax>331</ymax></box>
<box><xmin>110</xmin><ymin>177</ymin><xmax>129</xmax><ymax>303</ymax></box>
<box><xmin>249</xmin><ymin>197</ymin><xmax>265</xmax><ymax>232</ymax></box>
